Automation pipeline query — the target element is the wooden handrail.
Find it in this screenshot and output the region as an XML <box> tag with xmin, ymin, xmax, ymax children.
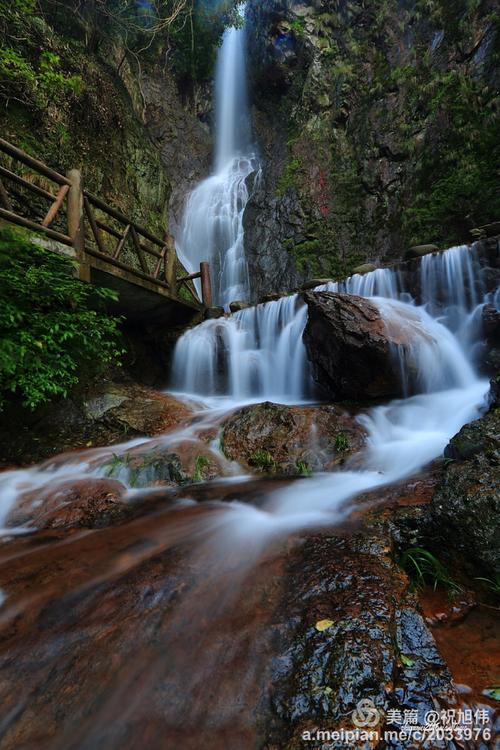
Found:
<box><xmin>84</xmin><ymin>191</ymin><xmax>164</xmax><ymax>248</ymax></box>
<box><xmin>0</xmin><ymin>208</ymin><xmax>72</xmax><ymax>245</ymax></box>
<box><xmin>0</xmin><ymin>137</ymin><xmax>213</xmax><ymax>308</ymax></box>
<box><xmin>0</xmin><ymin>138</ymin><xmax>70</xmax><ymax>186</ymax></box>
<box><xmin>0</xmin><ymin>165</ymin><xmax>56</xmax><ymax>202</ymax></box>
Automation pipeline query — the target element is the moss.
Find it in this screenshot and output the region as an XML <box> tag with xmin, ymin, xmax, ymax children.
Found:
<box><xmin>276</xmin><ymin>158</ymin><xmax>301</xmax><ymax>196</ymax></box>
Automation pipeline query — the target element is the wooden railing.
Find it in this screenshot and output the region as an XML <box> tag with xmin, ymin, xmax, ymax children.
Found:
<box><xmin>0</xmin><ymin>138</ymin><xmax>212</xmax><ymax>308</ymax></box>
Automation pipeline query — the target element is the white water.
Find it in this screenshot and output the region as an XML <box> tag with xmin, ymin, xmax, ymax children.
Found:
<box><xmin>0</xmin><ymin>0</ymin><xmax>494</xmax><ymax>548</ymax></box>
<box><xmin>0</xmin><ymin>244</ymin><xmax>493</xmax><ymax>536</ymax></box>
<box><xmin>175</xmin><ymin>11</ymin><xmax>259</xmax><ymax>308</ymax></box>
<box><xmin>172</xmin><ymin>294</ymin><xmax>310</xmax><ymax>399</ymax></box>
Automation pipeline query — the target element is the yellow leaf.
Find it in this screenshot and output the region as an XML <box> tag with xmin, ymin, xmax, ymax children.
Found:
<box><xmin>315</xmin><ymin>619</ymin><xmax>334</xmax><ymax>632</ymax></box>
<box><xmin>86</xmin><ymin>440</ymin><xmax>93</xmax><ymax>447</ymax></box>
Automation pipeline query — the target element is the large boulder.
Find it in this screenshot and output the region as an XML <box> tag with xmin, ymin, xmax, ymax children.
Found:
<box><xmin>404</xmin><ymin>244</ymin><xmax>439</xmax><ymax>260</ymax></box>
<box><xmin>431</xmin><ymin>407</ymin><xmax>500</xmax><ymax>574</ymax></box>
<box><xmin>351</xmin><ymin>262</ymin><xmax>377</xmax><ymax>275</ymax></box>
<box><xmin>302</xmin><ymin>292</ymin><xmax>406</xmax><ymax>399</ymax></box>
<box><xmin>83</xmin><ymin>383</ymin><xmax>194</xmax><ymax>437</ymax></box>
<box><xmin>8</xmin><ymin>478</ymin><xmax>127</xmax><ymax>530</ymax></box>
<box><xmin>221</xmin><ymin>401</ymin><xmax>365</xmax><ymax>474</ymax></box>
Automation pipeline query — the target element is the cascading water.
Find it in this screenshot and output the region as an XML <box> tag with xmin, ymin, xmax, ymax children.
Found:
<box><xmin>168</xmin><ymin>243</ymin><xmax>491</xmax><ymax>541</ymax></box>
<box><xmin>175</xmin><ymin>8</ymin><xmax>259</xmax><ymax>309</ymax></box>
<box><xmin>172</xmin><ymin>294</ymin><xmax>310</xmax><ymax>401</ymax></box>
<box><xmin>1</xmin><ymin>243</ymin><xmax>492</xmax><ymax>536</ymax></box>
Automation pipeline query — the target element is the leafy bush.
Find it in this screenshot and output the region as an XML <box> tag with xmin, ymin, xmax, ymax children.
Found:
<box><xmin>0</xmin><ymin>228</ymin><xmax>124</xmax><ymax>409</ymax></box>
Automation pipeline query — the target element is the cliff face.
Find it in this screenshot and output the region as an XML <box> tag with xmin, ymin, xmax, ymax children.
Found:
<box><xmin>0</xmin><ymin>2</ymin><xmax>214</xmax><ymax>241</ymax></box>
<box><xmin>2</xmin><ymin>2</ymin><xmax>499</xmax><ymax>302</ymax></box>
<box><xmin>245</xmin><ymin>0</ymin><xmax>500</xmax><ymax>297</ymax></box>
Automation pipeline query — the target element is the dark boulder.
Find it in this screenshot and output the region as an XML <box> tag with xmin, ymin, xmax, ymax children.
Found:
<box><xmin>431</xmin><ymin>407</ymin><xmax>500</xmax><ymax>574</ymax></box>
<box><xmin>204</xmin><ymin>306</ymin><xmax>225</xmax><ymax>320</ymax></box>
<box><xmin>302</xmin><ymin>291</ymin><xmax>406</xmax><ymax>399</ymax></box>
<box><xmin>481</xmin><ymin>303</ymin><xmax>500</xmax><ymax>375</ymax></box>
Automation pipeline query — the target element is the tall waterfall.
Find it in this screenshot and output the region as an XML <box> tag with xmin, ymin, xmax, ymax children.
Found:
<box><xmin>175</xmin><ymin>11</ymin><xmax>259</xmax><ymax>309</ymax></box>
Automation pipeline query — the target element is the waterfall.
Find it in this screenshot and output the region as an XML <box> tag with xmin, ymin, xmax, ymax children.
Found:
<box><xmin>0</xmin><ymin>244</ymin><xmax>494</xmax><ymax>538</ymax></box>
<box><xmin>175</xmin><ymin>10</ymin><xmax>259</xmax><ymax>309</ymax></box>
<box><xmin>171</xmin><ymin>244</ymin><xmax>491</xmax><ymax>401</ymax></box>
<box><xmin>172</xmin><ymin>295</ymin><xmax>310</xmax><ymax>401</ymax></box>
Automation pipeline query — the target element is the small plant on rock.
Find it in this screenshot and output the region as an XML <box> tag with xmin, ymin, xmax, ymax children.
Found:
<box><xmin>400</xmin><ymin>547</ymin><xmax>462</xmax><ymax>594</ymax></box>
<box><xmin>249</xmin><ymin>449</ymin><xmax>276</xmax><ymax>472</ymax></box>
<box><xmin>192</xmin><ymin>455</ymin><xmax>210</xmax><ymax>483</ymax></box>
<box><xmin>335</xmin><ymin>433</ymin><xmax>349</xmax><ymax>452</ymax></box>
<box><xmin>295</xmin><ymin>459</ymin><xmax>313</xmax><ymax>477</ymax></box>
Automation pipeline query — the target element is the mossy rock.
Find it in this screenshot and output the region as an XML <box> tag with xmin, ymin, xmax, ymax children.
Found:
<box><xmin>352</xmin><ymin>263</ymin><xmax>377</xmax><ymax>275</ymax></box>
<box><xmin>404</xmin><ymin>245</ymin><xmax>439</xmax><ymax>260</ymax></box>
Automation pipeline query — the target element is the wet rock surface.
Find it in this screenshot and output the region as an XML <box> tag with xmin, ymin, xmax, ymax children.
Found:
<box><xmin>221</xmin><ymin>401</ymin><xmax>365</xmax><ymax>474</ymax></box>
<box><xmin>0</xmin><ymin>382</ymin><xmax>196</xmax><ymax>469</ymax></box>
<box><xmin>0</xmin><ymin>471</ymin><xmax>475</xmax><ymax>750</ymax></box>
<box><xmin>7</xmin><ymin>478</ymin><xmax>128</xmax><ymax>530</ymax></box>
<box><xmin>266</xmin><ymin>526</ymin><xmax>457</xmax><ymax>747</ymax></box>
<box><xmin>431</xmin><ymin>406</ymin><xmax>500</xmax><ymax>575</ymax></box>
<box><xmin>481</xmin><ymin>303</ymin><xmax>500</xmax><ymax>375</ymax></box>
<box><xmin>303</xmin><ymin>292</ymin><xmax>406</xmax><ymax>399</ymax></box>
<box><xmin>0</xmin><ymin>414</ymin><xmax>497</xmax><ymax>748</ymax></box>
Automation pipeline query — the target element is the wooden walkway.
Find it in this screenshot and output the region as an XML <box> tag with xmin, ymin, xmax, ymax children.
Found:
<box><xmin>0</xmin><ymin>138</ymin><xmax>211</xmax><ymax>322</ymax></box>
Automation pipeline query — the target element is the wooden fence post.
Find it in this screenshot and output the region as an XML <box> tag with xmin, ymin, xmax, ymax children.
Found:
<box><xmin>67</xmin><ymin>169</ymin><xmax>89</xmax><ymax>281</ymax></box>
<box><xmin>200</xmin><ymin>261</ymin><xmax>212</xmax><ymax>308</ymax></box>
<box><xmin>165</xmin><ymin>235</ymin><xmax>177</xmax><ymax>293</ymax></box>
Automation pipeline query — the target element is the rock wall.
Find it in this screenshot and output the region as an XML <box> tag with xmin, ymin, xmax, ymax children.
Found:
<box><xmin>0</xmin><ymin>4</ymin><xmax>214</xmax><ymax>243</ymax></box>
<box><xmin>244</xmin><ymin>0</ymin><xmax>500</xmax><ymax>298</ymax></box>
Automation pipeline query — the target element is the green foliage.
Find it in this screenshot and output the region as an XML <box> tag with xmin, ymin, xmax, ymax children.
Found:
<box><xmin>0</xmin><ymin>35</ymin><xmax>84</xmax><ymax>108</ymax></box>
<box><xmin>0</xmin><ymin>228</ymin><xmax>124</xmax><ymax>410</ymax></box>
<box><xmin>249</xmin><ymin>449</ymin><xmax>276</xmax><ymax>471</ymax></box>
<box><xmin>334</xmin><ymin>433</ymin><xmax>349</xmax><ymax>452</ymax></box>
<box><xmin>400</xmin><ymin>547</ymin><xmax>462</xmax><ymax>594</ymax></box>
<box><xmin>104</xmin><ymin>453</ymin><xmax>126</xmax><ymax>477</ymax></box>
<box><xmin>398</xmin><ymin>65</ymin><xmax>500</xmax><ymax>244</ymax></box>
<box><xmin>192</xmin><ymin>454</ymin><xmax>209</xmax><ymax>482</ymax></box>
<box><xmin>290</xmin><ymin>18</ymin><xmax>306</xmax><ymax>37</ymax></box>
<box><xmin>295</xmin><ymin>459</ymin><xmax>313</xmax><ymax>476</ymax></box>
<box><xmin>475</xmin><ymin>575</ymin><xmax>500</xmax><ymax>596</ymax></box>
<box><xmin>276</xmin><ymin>158</ymin><xmax>301</xmax><ymax>196</ymax></box>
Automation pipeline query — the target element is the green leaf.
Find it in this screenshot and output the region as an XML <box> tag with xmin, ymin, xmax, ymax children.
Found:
<box><xmin>400</xmin><ymin>654</ymin><xmax>414</xmax><ymax>667</ymax></box>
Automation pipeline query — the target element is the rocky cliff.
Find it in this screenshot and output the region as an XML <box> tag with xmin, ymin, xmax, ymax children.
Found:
<box><xmin>0</xmin><ymin>1</ymin><xmax>222</xmax><ymax>240</ymax></box>
<box><xmin>244</xmin><ymin>0</ymin><xmax>500</xmax><ymax>297</ymax></box>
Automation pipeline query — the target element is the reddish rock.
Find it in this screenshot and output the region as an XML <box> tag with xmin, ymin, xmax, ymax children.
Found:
<box><xmin>221</xmin><ymin>401</ymin><xmax>365</xmax><ymax>474</ymax></box>
<box><xmin>303</xmin><ymin>291</ymin><xmax>407</xmax><ymax>399</ymax></box>
<box><xmin>83</xmin><ymin>383</ymin><xmax>195</xmax><ymax>437</ymax></box>
<box><xmin>8</xmin><ymin>478</ymin><xmax>127</xmax><ymax>530</ymax></box>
